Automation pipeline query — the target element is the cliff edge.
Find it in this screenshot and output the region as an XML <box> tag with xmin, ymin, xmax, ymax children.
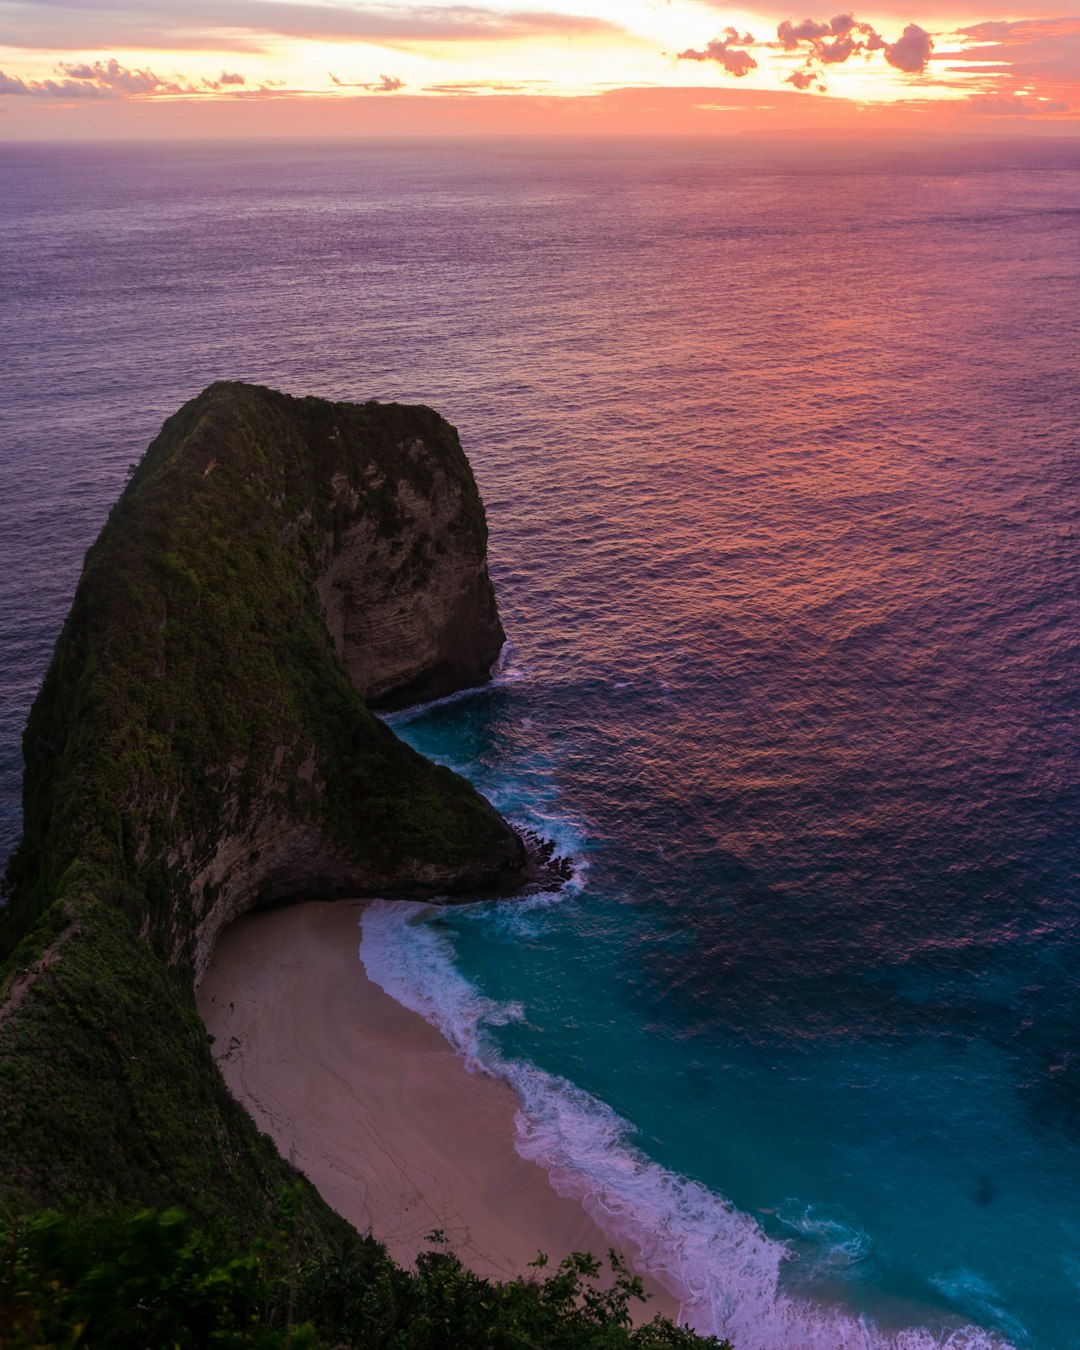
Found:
<box><xmin>0</xmin><ymin>382</ymin><xmax>524</xmax><ymax>1232</ymax></box>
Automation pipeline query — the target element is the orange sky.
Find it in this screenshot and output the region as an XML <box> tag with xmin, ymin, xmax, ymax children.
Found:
<box><xmin>1</xmin><ymin>0</ymin><xmax>1077</xmax><ymax>137</ymax></box>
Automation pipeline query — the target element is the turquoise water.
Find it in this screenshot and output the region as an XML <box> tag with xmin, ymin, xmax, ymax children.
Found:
<box><xmin>362</xmin><ymin>667</ymin><xmax>1074</xmax><ymax>1348</ymax></box>
<box><xmin>2</xmin><ymin>138</ymin><xmax>1078</xmax><ymax>1348</ymax></box>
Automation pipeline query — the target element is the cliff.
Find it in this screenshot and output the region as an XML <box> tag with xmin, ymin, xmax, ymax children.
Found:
<box><xmin>0</xmin><ymin>382</ymin><xmax>524</xmax><ymax>1231</ymax></box>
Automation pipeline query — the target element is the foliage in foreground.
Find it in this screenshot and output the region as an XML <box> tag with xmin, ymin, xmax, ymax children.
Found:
<box><xmin>0</xmin><ymin>1205</ymin><xmax>731</xmax><ymax>1350</ymax></box>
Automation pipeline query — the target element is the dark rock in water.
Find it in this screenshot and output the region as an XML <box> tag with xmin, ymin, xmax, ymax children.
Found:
<box><xmin>0</xmin><ymin>381</ymin><xmax>524</xmax><ymax>1232</ymax></box>
<box><xmin>518</xmin><ymin>829</ymin><xmax>576</xmax><ymax>893</ymax></box>
<box><xmin>431</xmin><ymin>828</ymin><xmax>575</xmax><ymax>904</ymax></box>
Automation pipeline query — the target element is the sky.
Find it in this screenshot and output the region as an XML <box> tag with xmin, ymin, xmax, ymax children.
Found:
<box><xmin>1</xmin><ymin>0</ymin><xmax>1078</xmax><ymax>137</ymax></box>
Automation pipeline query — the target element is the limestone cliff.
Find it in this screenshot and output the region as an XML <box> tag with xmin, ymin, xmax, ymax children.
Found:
<box><xmin>0</xmin><ymin>382</ymin><xmax>524</xmax><ymax>1227</ymax></box>
<box><xmin>318</xmin><ymin>437</ymin><xmax>505</xmax><ymax>710</ymax></box>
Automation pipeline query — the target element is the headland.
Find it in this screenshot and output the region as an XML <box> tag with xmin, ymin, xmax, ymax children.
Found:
<box><xmin>0</xmin><ymin>382</ymin><xmax>697</xmax><ymax>1345</ymax></box>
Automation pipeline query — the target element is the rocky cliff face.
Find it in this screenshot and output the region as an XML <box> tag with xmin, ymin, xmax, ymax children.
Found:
<box><xmin>0</xmin><ymin>383</ymin><xmax>525</xmax><ymax>1223</ymax></box>
<box><xmin>318</xmin><ymin>441</ymin><xmax>505</xmax><ymax>710</ymax></box>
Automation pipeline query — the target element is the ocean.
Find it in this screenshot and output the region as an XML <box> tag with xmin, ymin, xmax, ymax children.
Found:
<box><xmin>1</xmin><ymin>136</ymin><xmax>1078</xmax><ymax>1348</ymax></box>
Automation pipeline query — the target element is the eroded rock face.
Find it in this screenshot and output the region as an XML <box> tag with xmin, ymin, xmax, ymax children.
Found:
<box><xmin>317</xmin><ymin>440</ymin><xmax>505</xmax><ymax>709</ymax></box>
<box><xmin>184</xmin><ymin>787</ymin><xmax>521</xmax><ymax>984</ymax></box>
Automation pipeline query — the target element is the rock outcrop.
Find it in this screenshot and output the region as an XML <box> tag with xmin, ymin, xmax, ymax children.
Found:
<box><xmin>318</xmin><ymin>440</ymin><xmax>505</xmax><ymax>710</ymax></box>
<box><xmin>0</xmin><ymin>382</ymin><xmax>524</xmax><ymax>1228</ymax></box>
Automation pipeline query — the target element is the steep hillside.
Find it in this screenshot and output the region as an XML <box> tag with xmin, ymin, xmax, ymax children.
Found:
<box><xmin>0</xmin><ymin>382</ymin><xmax>523</xmax><ymax>1230</ymax></box>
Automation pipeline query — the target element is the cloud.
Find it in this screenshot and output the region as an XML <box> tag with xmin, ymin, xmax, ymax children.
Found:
<box><xmin>773</xmin><ymin>11</ymin><xmax>932</xmax><ymax>89</ymax></box>
<box><xmin>678</xmin><ymin>27</ymin><xmax>758</xmax><ymax>78</ymax></box>
<box><xmin>328</xmin><ymin>71</ymin><xmax>404</xmax><ymax>92</ymax></box>
<box><xmin>817</xmin><ymin>35</ymin><xmax>857</xmax><ymax>63</ymax></box>
<box><xmin>963</xmin><ymin>94</ymin><xmax>1072</xmax><ymax>116</ymax></box>
<box><xmin>201</xmin><ymin>70</ymin><xmax>246</xmax><ymax>89</ymax></box>
<box><xmin>777</xmin><ymin>12</ymin><xmax>890</xmax><ymax>62</ymax></box>
<box><xmin>0</xmin><ymin>56</ymin><xmax>252</xmax><ymax>99</ymax></box>
<box><xmin>930</xmin><ymin>17</ymin><xmax>1080</xmax><ymax>107</ymax></box>
<box><xmin>884</xmin><ymin>24</ymin><xmax>932</xmax><ymax>74</ymax></box>
<box><xmin>421</xmin><ymin>79</ymin><xmax>535</xmax><ymax>94</ymax></box>
<box><xmin>785</xmin><ymin>67</ymin><xmax>824</xmax><ymax>91</ymax></box>
<box><xmin>777</xmin><ymin>14</ymin><xmax>856</xmax><ymax>49</ymax></box>
<box><xmin>56</xmin><ymin>57</ymin><xmax>185</xmax><ymax>93</ymax></box>
<box><xmin>957</xmin><ymin>15</ymin><xmax>1080</xmax><ymax>44</ymax></box>
<box><xmin>0</xmin><ymin>0</ymin><xmax>627</xmax><ymax>52</ymax></box>
<box><xmin>951</xmin><ymin>17</ymin><xmax>1080</xmax><ymax>84</ymax></box>
<box><xmin>675</xmin><ymin>13</ymin><xmax>939</xmax><ymax>94</ymax></box>
<box><xmin>0</xmin><ymin>66</ymin><xmax>115</xmax><ymax>96</ymax></box>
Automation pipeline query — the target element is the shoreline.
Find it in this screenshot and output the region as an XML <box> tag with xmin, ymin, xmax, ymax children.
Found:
<box><xmin>197</xmin><ymin>899</ymin><xmax>680</xmax><ymax>1321</ymax></box>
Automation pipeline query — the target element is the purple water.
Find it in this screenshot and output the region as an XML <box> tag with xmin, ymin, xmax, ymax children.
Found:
<box><xmin>2</xmin><ymin>137</ymin><xmax>1078</xmax><ymax>1347</ymax></box>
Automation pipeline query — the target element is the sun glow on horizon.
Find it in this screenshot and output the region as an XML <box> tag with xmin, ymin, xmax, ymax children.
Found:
<box><xmin>0</xmin><ymin>0</ymin><xmax>1077</xmax><ymax>137</ymax></box>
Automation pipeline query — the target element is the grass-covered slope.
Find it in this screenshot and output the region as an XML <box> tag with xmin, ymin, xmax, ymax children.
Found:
<box><xmin>0</xmin><ymin>381</ymin><xmax>522</xmax><ymax>1229</ymax></box>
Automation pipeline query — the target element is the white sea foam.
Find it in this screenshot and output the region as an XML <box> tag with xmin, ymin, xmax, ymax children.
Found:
<box><xmin>379</xmin><ymin>683</ymin><xmax>492</xmax><ymax>726</ymax></box>
<box><xmin>381</xmin><ymin>638</ymin><xmax>531</xmax><ymax>729</ymax></box>
<box><xmin>928</xmin><ymin>1272</ymin><xmax>1029</xmax><ymax>1347</ymax></box>
<box><xmin>378</xmin><ymin>637</ymin><xmax>587</xmax><ymax>903</ymax></box>
<box><xmin>359</xmin><ymin>900</ymin><xmax>522</xmax><ymax>1072</ymax></box>
<box><xmin>775</xmin><ymin>1201</ymin><xmax>873</xmax><ymax>1270</ymax></box>
<box><xmin>492</xmin><ymin>635</ymin><xmax>530</xmax><ymax>687</ymax></box>
<box><xmin>358</xmin><ymin>902</ymin><xmax>1016</xmax><ymax>1350</ymax></box>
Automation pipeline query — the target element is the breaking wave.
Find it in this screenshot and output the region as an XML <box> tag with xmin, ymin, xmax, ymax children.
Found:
<box><xmin>359</xmin><ymin>901</ymin><xmax>1014</xmax><ymax>1350</ymax></box>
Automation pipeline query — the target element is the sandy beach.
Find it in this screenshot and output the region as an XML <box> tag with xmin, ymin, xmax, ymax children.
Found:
<box><xmin>197</xmin><ymin>900</ymin><xmax>678</xmax><ymax>1319</ymax></box>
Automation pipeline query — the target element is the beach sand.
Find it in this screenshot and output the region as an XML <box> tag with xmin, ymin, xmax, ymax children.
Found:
<box><xmin>197</xmin><ymin>900</ymin><xmax>679</xmax><ymax>1320</ymax></box>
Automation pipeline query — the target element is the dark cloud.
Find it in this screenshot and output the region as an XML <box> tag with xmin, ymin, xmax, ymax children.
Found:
<box><xmin>817</xmin><ymin>35</ymin><xmax>857</xmax><ymax>63</ymax></box>
<box><xmin>774</xmin><ymin>11</ymin><xmax>932</xmax><ymax>90</ymax></box>
<box><xmin>0</xmin><ymin>0</ymin><xmax>626</xmax><ymax>52</ymax></box>
<box><xmin>676</xmin><ymin>13</ymin><xmax>936</xmax><ymax>95</ymax></box>
<box><xmin>778</xmin><ymin>17</ymin><xmax>829</xmax><ymax>46</ymax></box>
<box><xmin>884</xmin><ymin>24</ymin><xmax>932</xmax><ymax>74</ymax></box>
<box><xmin>777</xmin><ymin>13</ymin><xmax>889</xmax><ymax>61</ymax></box>
<box><xmin>785</xmin><ymin>67</ymin><xmax>824</xmax><ymax>91</ymax></box>
<box><xmin>678</xmin><ymin>27</ymin><xmax>757</xmax><ymax>78</ymax></box>
<box><xmin>777</xmin><ymin>14</ymin><xmax>856</xmax><ymax>49</ymax></box>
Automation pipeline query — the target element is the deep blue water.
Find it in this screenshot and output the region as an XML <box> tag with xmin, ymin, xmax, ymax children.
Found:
<box><xmin>2</xmin><ymin>137</ymin><xmax>1078</xmax><ymax>1348</ymax></box>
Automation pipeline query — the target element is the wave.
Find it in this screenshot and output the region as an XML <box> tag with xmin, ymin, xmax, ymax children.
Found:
<box><xmin>385</xmin><ymin>664</ymin><xmax>591</xmax><ymax>908</ymax></box>
<box><xmin>491</xmin><ymin>635</ymin><xmax>530</xmax><ymax>687</ymax></box>
<box><xmin>381</xmin><ymin>637</ymin><xmax>530</xmax><ymax>728</ymax></box>
<box><xmin>358</xmin><ymin>901</ymin><xmax>1015</xmax><ymax>1350</ymax></box>
<box><xmin>774</xmin><ymin>1200</ymin><xmax>873</xmax><ymax>1272</ymax></box>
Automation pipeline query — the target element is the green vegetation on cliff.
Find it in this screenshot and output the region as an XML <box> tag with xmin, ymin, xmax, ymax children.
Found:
<box><xmin>4</xmin><ymin>382</ymin><xmax>518</xmax><ymax>978</ymax></box>
<box><xmin>2</xmin><ymin>1206</ymin><xmax>726</xmax><ymax>1348</ymax></box>
<box><xmin>0</xmin><ymin>383</ymin><xmax>725</xmax><ymax>1347</ymax></box>
<box><xmin>1</xmin><ymin>381</ymin><xmax>520</xmax><ymax>1230</ymax></box>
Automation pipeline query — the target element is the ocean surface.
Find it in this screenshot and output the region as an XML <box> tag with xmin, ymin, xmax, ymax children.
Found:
<box><xmin>1</xmin><ymin>136</ymin><xmax>1078</xmax><ymax>1349</ymax></box>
